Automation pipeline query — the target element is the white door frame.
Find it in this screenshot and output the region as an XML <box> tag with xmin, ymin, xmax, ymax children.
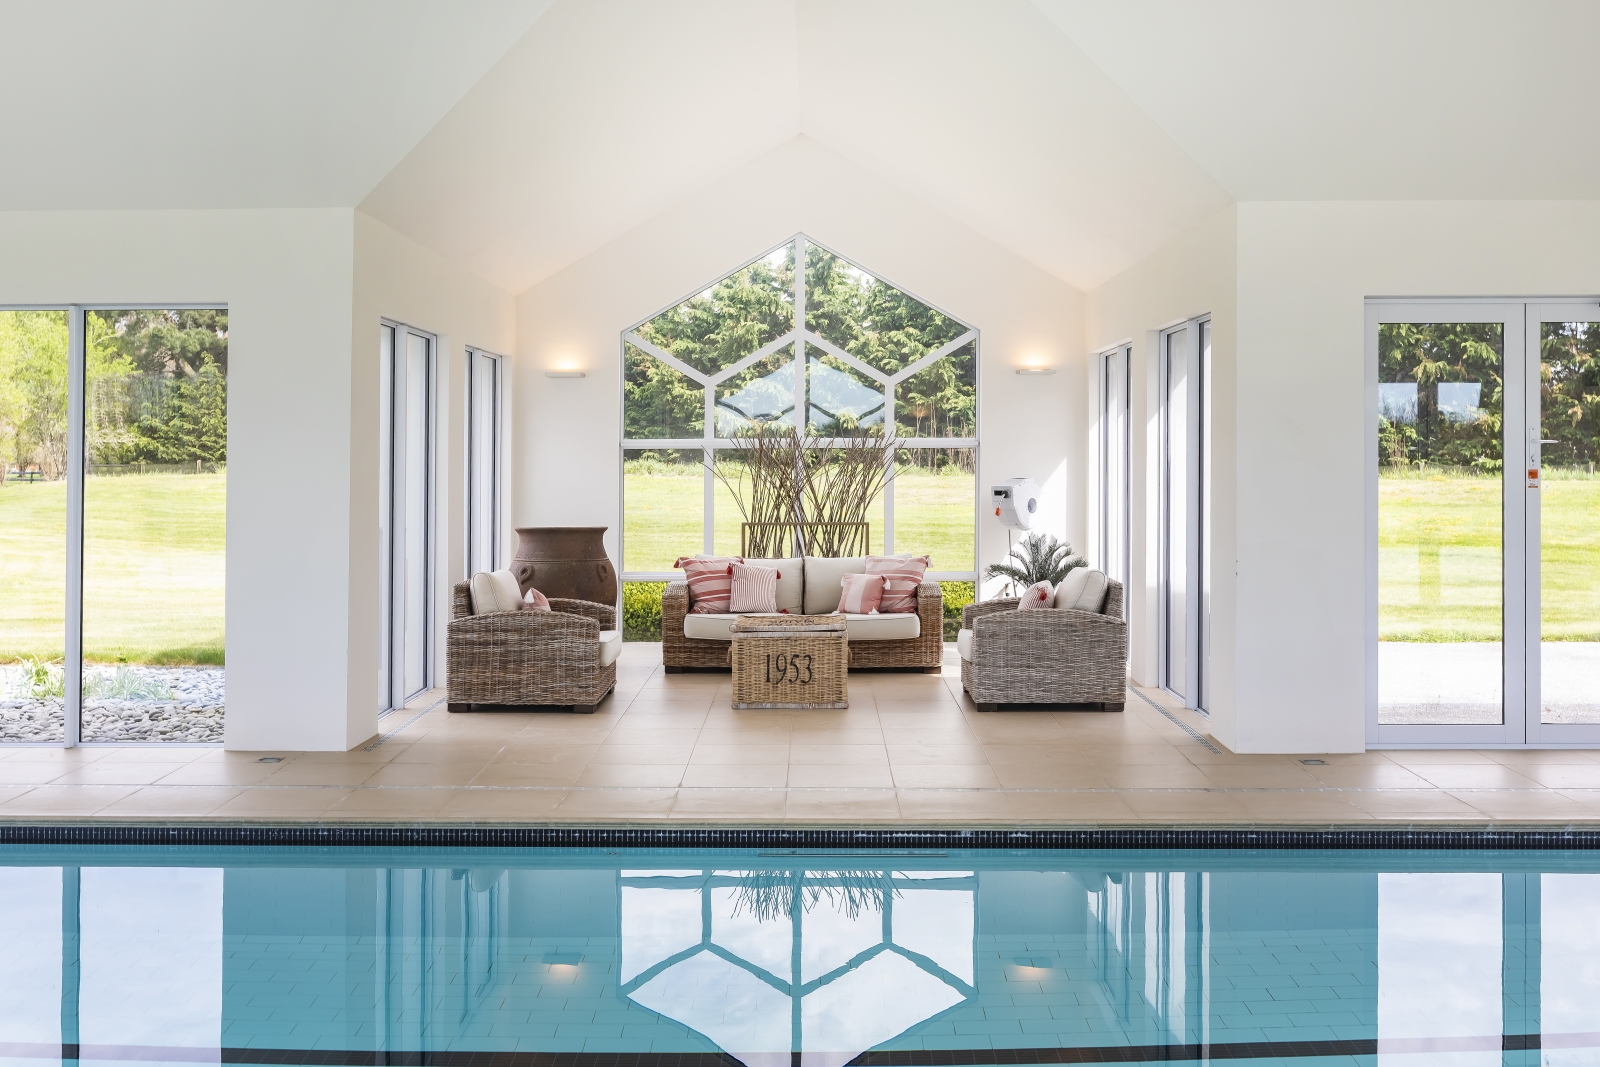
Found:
<box><xmin>1525</xmin><ymin>301</ymin><xmax>1600</xmax><ymax>746</ymax></box>
<box><xmin>1367</xmin><ymin>298</ymin><xmax>1600</xmax><ymax>748</ymax></box>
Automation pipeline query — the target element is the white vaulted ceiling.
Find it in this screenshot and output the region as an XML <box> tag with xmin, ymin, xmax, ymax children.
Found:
<box><xmin>0</xmin><ymin>0</ymin><xmax>552</xmax><ymax>209</ymax></box>
<box><xmin>1032</xmin><ymin>0</ymin><xmax>1600</xmax><ymax>202</ymax></box>
<box><xmin>6</xmin><ymin>1</ymin><xmax>1599</xmax><ymax>292</ymax></box>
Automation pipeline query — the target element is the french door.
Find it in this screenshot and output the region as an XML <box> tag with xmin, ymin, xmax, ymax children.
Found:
<box><xmin>1367</xmin><ymin>300</ymin><xmax>1600</xmax><ymax>746</ymax></box>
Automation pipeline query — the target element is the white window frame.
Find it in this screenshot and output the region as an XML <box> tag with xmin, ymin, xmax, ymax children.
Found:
<box><xmin>618</xmin><ymin>233</ymin><xmax>980</xmax><ymax>580</ymax></box>
<box><xmin>464</xmin><ymin>347</ymin><xmax>504</xmax><ymax>577</ymax></box>
<box><xmin>1158</xmin><ymin>316</ymin><xmax>1209</xmax><ymax>713</ymax></box>
<box><xmin>379</xmin><ymin>320</ymin><xmax>438</xmax><ymax>714</ymax></box>
<box><xmin>0</xmin><ymin>302</ymin><xmax>228</xmax><ymax>747</ymax></box>
<box><xmin>1099</xmin><ymin>343</ymin><xmax>1132</xmax><ymax>590</ymax></box>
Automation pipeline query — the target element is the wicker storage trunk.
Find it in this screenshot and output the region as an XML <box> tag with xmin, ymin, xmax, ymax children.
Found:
<box><xmin>730</xmin><ymin>615</ymin><xmax>848</xmax><ymax>709</ymax></box>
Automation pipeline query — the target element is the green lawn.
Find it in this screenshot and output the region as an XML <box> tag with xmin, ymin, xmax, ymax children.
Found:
<box><xmin>623</xmin><ymin>461</ymin><xmax>975</xmax><ymax>572</ymax></box>
<box><xmin>0</xmin><ymin>472</ymin><xmax>225</xmax><ymax>664</ymax></box>
<box><xmin>1380</xmin><ymin>467</ymin><xmax>1600</xmax><ymax>641</ymax></box>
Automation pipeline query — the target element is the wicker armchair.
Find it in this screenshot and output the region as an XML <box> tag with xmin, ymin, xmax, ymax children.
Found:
<box><xmin>958</xmin><ymin>581</ymin><xmax>1127</xmax><ymax>711</ymax></box>
<box><xmin>446</xmin><ymin>582</ymin><xmax>618</xmax><ymax>713</ymax></box>
<box><xmin>662</xmin><ymin>579</ymin><xmax>944</xmax><ymax>672</ymax></box>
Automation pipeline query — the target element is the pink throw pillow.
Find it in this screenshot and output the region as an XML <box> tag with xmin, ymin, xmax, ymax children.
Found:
<box><xmin>520</xmin><ymin>587</ymin><xmax>551</xmax><ymax>612</ymax></box>
<box><xmin>1018</xmin><ymin>580</ymin><xmax>1055</xmax><ymax>610</ymax></box>
<box><xmin>865</xmin><ymin>555</ymin><xmax>929</xmax><ymax>613</ymax></box>
<box><xmin>676</xmin><ymin>556</ymin><xmax>742</xmax><ymax>614</ymax></box>
<box><xmin>837</xmin><ymin>572</ymin><xmax>886</xmax><ymax>614</ymax></box>
<box><xmin>730</xmin><ymin>563</ymin><xmax>779</xmax><ymax>613</ymax></box>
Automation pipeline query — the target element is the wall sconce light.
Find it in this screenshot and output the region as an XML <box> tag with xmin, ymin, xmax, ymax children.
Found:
<box><xmin>1015</xmin><ymin>367</ymin><xmax>1055</xmax><ymax>376</ymax></box>
<box><xmin>544</xmin><ymin>370</ymin><xmax>586</xmax><ymax>379</ymax></box>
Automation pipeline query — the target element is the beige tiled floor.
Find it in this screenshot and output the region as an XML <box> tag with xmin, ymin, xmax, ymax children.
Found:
<box><xmin>3</xmin><ymin>642</ymin><xmax>1600</xmax><ymax>826</ymax></box>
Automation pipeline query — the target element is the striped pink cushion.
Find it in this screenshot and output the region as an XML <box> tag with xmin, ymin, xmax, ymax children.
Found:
<box><xmin>729</xmin><ymin>563</ymin><xmax>779</xmax><ymax>613</ymax></box>
<box><xmin>865</xmin><ymin>555</ymin><xmax>929</xmax><ymax>613</ymax></box>
<box><xmin>520</xmin><ymin>587</ymin><xmax>551</xmax><ymax>612</ymax></box>
<box><xmin>675</xmin><ymin>555</ymin><xmax>742</xmax><ymax>614</ymax></box>
<box><xmin>1017</xmin><ymin>580</ymin><xmax>1054</xmax><ymax>610</ymax></box>
<box><xmin>837</xmin><ymin>573</ymin><xmax>885</xmax><ymax>614</ymax></box>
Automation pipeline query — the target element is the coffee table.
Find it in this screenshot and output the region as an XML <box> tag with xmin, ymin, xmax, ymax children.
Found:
<box><xmin>729</xmin><ymin>614</ymin><xmax>848</xmax><ymax>709</ymax></box>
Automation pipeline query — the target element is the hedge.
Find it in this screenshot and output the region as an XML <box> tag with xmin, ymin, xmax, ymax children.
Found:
<box><xmin>622</xmin><ymin>579</ymin><xmax>977</xmax><ymax>643</ymax></box>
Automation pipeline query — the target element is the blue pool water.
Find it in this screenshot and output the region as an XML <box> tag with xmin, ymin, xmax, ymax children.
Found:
<box><xmin>1</xmin><ymin>847</ymin><xmax>1598</xmax><ymax>1065</ymax></box>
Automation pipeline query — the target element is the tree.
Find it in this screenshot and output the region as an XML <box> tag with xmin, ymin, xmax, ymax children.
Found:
<box><xmin>0</xmin><ymin>311</ymin><xmax>71</xmax><ymax>479</ymax></box>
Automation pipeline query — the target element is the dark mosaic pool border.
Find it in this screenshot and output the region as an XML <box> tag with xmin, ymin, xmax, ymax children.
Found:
<box><xmin>1</xmin><ymin>824</ymin><xmax>1599</xmax><ymax>849</ymax></box>
<box><xmin>29</xmin><ymin>1032</ymin><xmax>1561</xmax><ymax>1065</ymax></box>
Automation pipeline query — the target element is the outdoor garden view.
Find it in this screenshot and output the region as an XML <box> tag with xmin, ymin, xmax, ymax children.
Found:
<box><xmin>0</xmin><ymin>309</ymin><xmax>227</xmax><ymax>741</ymax></box>
<box><xmin>620</xmin><ymin>238</ymin><xmax>977</xmax><ymax>640</ymax></box>
<box><xmin>1378</xmin><ymin>320</ymin><xmax>1600</xmax><ymax>724</ymax></box>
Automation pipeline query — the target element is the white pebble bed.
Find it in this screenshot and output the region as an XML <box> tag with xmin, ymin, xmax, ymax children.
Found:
<box><xmin>0</xmin><ymin>667</ymin><xmax>224</xmax><ymax>743</ymax></box>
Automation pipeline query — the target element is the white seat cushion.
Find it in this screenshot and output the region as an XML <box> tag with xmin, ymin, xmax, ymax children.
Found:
<box><xmin>682</xmin><ymin>613</ymin><xmax>741</xmax><ymax>640</ymax></box>
<box><xmin>681</xmin><ymin>612</ymin><xmax>919</xmax><ymax>642</ymax></box>
<box><xmin>840</xmin><ymin>612</ymin><xmax>919</xmax><ymax>641</ymax></box>
<box><xmin>803</xmin><ymin>556</ymin><xmax>868</xmax><ymax>614</ymax></box>
<box><xmin>598</xmin><ymin>630</ymin><xmax>623</xmax><ymax>666</ymax></box>
<box><xmin>469</xmin><ymin>569</ymin><xmax>525</xmax><ymax>614</ymax></box>
<box><xmin>956</xmin><ymin>628</ymin><xmax>974</xmax><ymax>660</ymax></box>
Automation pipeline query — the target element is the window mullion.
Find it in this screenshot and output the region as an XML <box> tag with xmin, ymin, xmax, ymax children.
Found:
<box><xmin>64</xmin><ymin>306</ymin><xmax>85</xmax><ymax>748</ymax></box>
<box><xmin>792</xmin><ymin>238</ymin><xmax>807</xmax><ymax>557</ymax></box>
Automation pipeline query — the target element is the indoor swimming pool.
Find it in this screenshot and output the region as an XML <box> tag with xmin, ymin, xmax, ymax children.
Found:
<box><xmin>1</xmin><ymin>845</ymin><xmax>1598</xmax><ymax>1066</ymax></box>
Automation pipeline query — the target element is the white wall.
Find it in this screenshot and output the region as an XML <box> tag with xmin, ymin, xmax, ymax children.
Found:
<box><xmin>350</xmin><ymin>211</ymin><xmax>516</xmax><ymax>745</ymax></box>
<box><xmin>0</xmin><ymin>209</ymin><xmax>357</xmax><ymax>750</ymax></box>
<box><xmin>1086</xmin><ymin>207</ymin><xmax>1237</xmax><ymax>744</ymax></box>
<box><xmin>1234</xmin><ymin>200</ymin><xmax>1600</xmax><ymax>753</ymax></box>
<box><xmin>514</xmin><ymin>136</ymin><xmax>1085</xmax><ymax>589</ymax></box>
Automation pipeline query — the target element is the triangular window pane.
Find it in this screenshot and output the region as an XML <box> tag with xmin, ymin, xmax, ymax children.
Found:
<box><xmin>804</xmin><ymin>242</ymin><xmax>970</xmax><ymax>378</ymax></box>
<box><xmin>635</xmin><ymin>246</ymin><xmax>794</xmax><ymax>377</ymax></box>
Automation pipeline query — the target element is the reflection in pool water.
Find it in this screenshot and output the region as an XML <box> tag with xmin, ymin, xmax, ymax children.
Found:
<box><xmin>1</xmin><ymin>849</ymin><xmax>1599</xmax><ymax>1065</ymax></box>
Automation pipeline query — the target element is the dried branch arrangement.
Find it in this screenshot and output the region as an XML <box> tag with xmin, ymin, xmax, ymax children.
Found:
<box><xmin>710</xmin><ymin>426</ymin><xmax>895</xmax><ymax>558</ymax></box>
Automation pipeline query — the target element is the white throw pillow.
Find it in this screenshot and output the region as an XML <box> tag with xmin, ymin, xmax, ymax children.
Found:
<box><xmin>743</xmin><ymin>557</ymin><xmax>803</xmax><ymax>613</ymax></box>
<box><xmin>470</xmin><ymin>569</ymin><xmax>526</xmax><ymax>614</ymax></box>
<box><xmin>1053</xmin><ymin>567</ymin><xmax>1109</xmax><ymax>612</ymax></box>
<box><xmin>803</xmin><ymin>556</ymin><xmax>868</xmax><ymax>615</ymax></box>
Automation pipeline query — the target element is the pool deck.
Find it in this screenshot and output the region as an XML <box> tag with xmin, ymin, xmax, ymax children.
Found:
<box><xmin>1</xmin><ymin>644</ymin><xmax>1599</xmax><ymax>827</ymax></box>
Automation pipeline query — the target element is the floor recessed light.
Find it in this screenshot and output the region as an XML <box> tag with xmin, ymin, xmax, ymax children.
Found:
<box><xmin>1300</xmin><ymin>759</ymin><xmax>1327</xmax><ymax>765</ymax></box>
<box><xmin>257</xmin><ymin>757</ymin><xmax>283</xmax><ymax>763</ymax></box>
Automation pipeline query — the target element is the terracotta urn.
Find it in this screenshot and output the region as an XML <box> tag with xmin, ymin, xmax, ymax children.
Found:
<box><xmin>512</xmin><ymin>526</ymin><xmax>617</xmax><ymax>605</ymax></box>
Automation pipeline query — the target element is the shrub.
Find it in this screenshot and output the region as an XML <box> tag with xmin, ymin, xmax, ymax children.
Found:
<box><xmin>939</xmin><ymin>580</ymin><xmax>975</xmax><ymax>642</ymax></box>
<box><xmin>624</xmin><ymin>578</ymin><xmax>976</xmax><ymax>642</ymax></box>
<box><xmin>623</xmin><ymin>581</ymin><xmax>666</xmax><ymax>642</ymax></box>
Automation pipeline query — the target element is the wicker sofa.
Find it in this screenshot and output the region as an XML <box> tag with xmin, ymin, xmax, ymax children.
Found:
<box><xmin>662</xmin><ymin>574</ymin><xmax>944</xmax><ymax>673</ymax></box>
<box><xmin>446</xmin><ymin>581</ymin><xmax>619</xmax><ymax>712</ymax></box>
<box><xmin>957</xmin><ymin>580</ymin><xmax>1127</xmax><ymax>711</ymax></box>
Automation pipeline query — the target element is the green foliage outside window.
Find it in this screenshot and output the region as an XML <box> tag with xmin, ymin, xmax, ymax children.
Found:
<box><xmin>622</xmin><ymin>578</ymin><xmax>975</xmax><ymax>643</ymax></box>
<box><xmin>0</xmin><ymin>310</ymin><xmax>229</xmax><ymax>476</ymax></box>
<box><xmin>1377</xmin><ymin>322</ymin><xmax>1503</xmax><ymax>472</ymax></box>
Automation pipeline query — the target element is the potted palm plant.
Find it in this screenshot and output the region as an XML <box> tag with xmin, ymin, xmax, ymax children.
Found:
<box><xmin>983</xmin><ymin>533</ymin><xmax>1085</xmax><ymax>596</ymax></box>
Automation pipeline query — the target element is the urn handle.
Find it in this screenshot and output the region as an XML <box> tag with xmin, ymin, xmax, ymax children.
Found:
<box><xmin>518</xmin><ymin>564</ymin><xmax>534</xmax><ymax>582</ymax></box>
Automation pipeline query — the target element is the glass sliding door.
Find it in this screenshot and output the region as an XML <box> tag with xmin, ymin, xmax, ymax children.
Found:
<box><xmin>379</xmin><ymin>322</ymin><xmax>436</xmax><ymax>713</ymax></box>
<box><xmin>1528</xmin><ymin>304</ymin><xmax>1600</xmax><ymax>743</ymax></box>
<box><xmin>465</xmin><ymin>348</ymin><xmax>502</xmax><ymax>577</ymax></box>
<box><xmin>1160</xmin><ymin>318</ymin><xmax>1208</xmax><ymax>711</ymax></box>
<box><xmin>81</xmin><ymin>311</ymin><xmax>227</xmax><ymax>742</ymax></box>
<box><xmin>0</xmin><ymin>310</ymin><xmax>70</xmax><ymax>742</ymax></box>
<box><xmin>1101</xmin><ymin>344</ymin><xmax>1130</xmax><ymax>590</ymax></box>
<box><xmin>1374</xmin><ymin>314</ymin><xmax>1506</xmax><ymax>731</ymax></box>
